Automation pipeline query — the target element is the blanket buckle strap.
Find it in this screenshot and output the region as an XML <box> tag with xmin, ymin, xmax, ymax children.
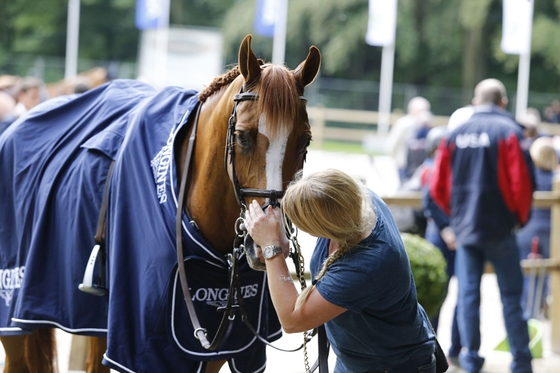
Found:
<box><xmin>78</xmin><ymin>160</ymin><xmax>115</xmax><ymax>297</ymax></box>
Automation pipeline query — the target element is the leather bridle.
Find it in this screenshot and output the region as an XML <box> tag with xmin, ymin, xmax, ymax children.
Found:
<box><xmin>175</xmin><ymin>86</ymin><xmax>310</xmax><ymax>352</ymax></box>
<box><xmin>225</xmin><ymin>85</ymin><xmax>308</xmax><ymax>212</ymax></box>
<box><xmin>79</xmin><ymin>83</ymin><xmax>324</xmax><ymax>370</ymax></box>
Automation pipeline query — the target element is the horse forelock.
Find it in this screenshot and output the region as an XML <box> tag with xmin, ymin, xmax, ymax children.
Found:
<box><xmin>198</xmin><ymin>64</ymin><xmax>307</xmax><ymax>141</ymax></box>
<box><xmin>256</xmin><ymin>65</ymin><xmax>301</xmax><ymax>139</ymax></box>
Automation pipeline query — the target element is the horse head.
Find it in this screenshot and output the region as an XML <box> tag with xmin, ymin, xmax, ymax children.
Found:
<box><xmin>231</xmin><ymin>35</ymin><xmax>320</xmax><ymax>207</ymax></box>
<box><xmin>233</xmin><ymin>35</ymin><xmax>321</xmax><ymax>270</ymax></box>
<box><xmin>185</xmin><ymin>35</ymin><xmax>320</xmax><ymax>263</ymax></box>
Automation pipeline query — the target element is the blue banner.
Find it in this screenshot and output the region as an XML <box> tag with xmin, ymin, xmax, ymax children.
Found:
<box><xmin>136</xmin><ymin>0</ymin><xmax>169</xmax><ymax>30</ymax></box>
<box><xmin>254</xmin><ymin>0</ymin><xmax>276</xmax><ymax>38</ymax></box>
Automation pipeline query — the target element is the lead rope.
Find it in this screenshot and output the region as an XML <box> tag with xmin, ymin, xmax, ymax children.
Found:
<box><xmin>237</xmin><ymin>206</ymin><xmax>323</xmax><ymax>371</ymax></box>
<box><xmin>288</xmin><ymin>223</ymin><xmax>329</xmax><ymax>373</ymax></box>
<box><xmin>287</xmin><ymin>225</ymin><xmax>313</xmax><ymax>373</ymax></box>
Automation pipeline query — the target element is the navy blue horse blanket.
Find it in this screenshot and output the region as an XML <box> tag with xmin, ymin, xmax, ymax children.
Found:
<box><xmin>0</xmin><ymin>80</ymin><xmax>281</xmax><ymax>372</ymax></box>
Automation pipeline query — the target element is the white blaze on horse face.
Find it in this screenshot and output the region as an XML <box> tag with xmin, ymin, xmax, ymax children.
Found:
<box><xmin>259</xmin><ymin>115</ymin><xmax>288</xmax><ymax>192</ymax></box>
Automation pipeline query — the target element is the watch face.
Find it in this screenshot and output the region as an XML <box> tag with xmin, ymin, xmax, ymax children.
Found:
<box><xmin>264</xmin><ymin>245</ymin><xmax>281</xmax><ymax>259</ymax></box>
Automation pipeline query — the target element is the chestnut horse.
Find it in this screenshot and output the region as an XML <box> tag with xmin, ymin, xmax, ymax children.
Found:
<box><xmin>0</xmin><ymin>35</ymin><xmax>320</xmax><ymax>372</ymax></box>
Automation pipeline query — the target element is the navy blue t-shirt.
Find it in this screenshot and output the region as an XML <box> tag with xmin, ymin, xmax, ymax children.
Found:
<box><xmin>311</xmin><ymin>191</ymin><xmax>435</xmax><ymax>372</ymax></box>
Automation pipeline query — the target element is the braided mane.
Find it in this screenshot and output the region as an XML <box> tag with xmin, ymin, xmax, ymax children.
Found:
<box><xmin>198</xmin><ymin>66</ymin><xmax>240</xmax><ymax>103</ymax></box>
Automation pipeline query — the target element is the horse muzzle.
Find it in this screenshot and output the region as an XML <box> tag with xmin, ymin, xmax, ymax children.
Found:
<box><xmin>243</xmin><ymin>234</ymin><xmax>266</xmax><ymax>271</ymax></box>
<box><xmin>241</xmin><ymin>191</ymin><xmax>284</xmax><ymax>272</ymax></box>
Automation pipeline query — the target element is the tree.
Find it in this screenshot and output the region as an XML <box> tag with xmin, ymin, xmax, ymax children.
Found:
<box><xmin>221</xmin><ymin>0</ymin><xmax>560</xmax><ymax>100</ymax></box>
<box><xmin>170</xmin><ymin>0</ymin><xmax>234</xmax><ymax>27</ymax></box>
<box><xmin>0</xmin><ymin>0</ymin><xmax>139</xmax><ymax>78</ymax></box>
<box><xmin>2</xmin><ymin>0</ymin><xmax>559</xmax><ymax>109</ymax></box>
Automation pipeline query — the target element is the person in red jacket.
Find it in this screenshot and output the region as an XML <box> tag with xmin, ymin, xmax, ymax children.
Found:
<box><xmin>430</xmin><ymin>78</ymin><xmax>534</xmax><ymax>373</ymax></box>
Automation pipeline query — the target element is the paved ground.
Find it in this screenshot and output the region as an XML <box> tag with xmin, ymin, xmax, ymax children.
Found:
<box><xmin>2</xmin><ymin>150</ymin><xmax>560</xmax><ymax>372</ymax></box>
<box><xmin>259</xmin><ymin>275</ymin><xmax>560</xmax><ymax>373</ymax></box>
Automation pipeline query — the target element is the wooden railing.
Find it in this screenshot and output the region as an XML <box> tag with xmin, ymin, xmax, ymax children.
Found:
<box><xmin>307</xmin><ymin>106</ymin><xmax>560</xmax><ymax>146</ymax></box>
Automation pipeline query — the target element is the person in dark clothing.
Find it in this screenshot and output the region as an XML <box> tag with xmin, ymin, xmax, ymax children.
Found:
<box><xmin>420</xmin><ymin>125</ymin><xmax>462</xmax><ymax>366</ymax></box>
<box><xmin>430</xmin><ymin>78</ymin><xmax>534</xmax><ymax>373</ymax></box>
<box><xmin>516</xmin><ymin>136</ymin><xmax>558</xmax><ymax>319</ymax></box>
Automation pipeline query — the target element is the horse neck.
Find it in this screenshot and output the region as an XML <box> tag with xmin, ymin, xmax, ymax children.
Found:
<box><xmin>183</xmin><ymin>85</ymin><xmax>242</xmax><ymax>255</ymax></box>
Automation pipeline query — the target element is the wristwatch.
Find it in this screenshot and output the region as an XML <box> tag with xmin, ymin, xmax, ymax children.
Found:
<box><xmin>262</xmin><ymin>245</ymin><xmax>283</xmax><ymax>260</ymax></box>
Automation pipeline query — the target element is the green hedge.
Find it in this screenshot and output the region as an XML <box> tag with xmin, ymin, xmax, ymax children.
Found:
<box><xmin>401</xmin><ymin>233</ymin><xmax>448</xmax><ymax>318</ymax></box>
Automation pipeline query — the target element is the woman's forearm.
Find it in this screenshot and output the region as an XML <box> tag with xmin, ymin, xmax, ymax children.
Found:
<box><xmin>264</xmin><ymin>253</ymin><xmax>302</xmax><ymax>333</ymax></box>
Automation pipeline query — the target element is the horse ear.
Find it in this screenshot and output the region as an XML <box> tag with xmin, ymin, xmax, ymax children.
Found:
<box><xmin>294</xmin><ymin>46</ymin><xmax>321</xmax><ymax>89</ymax></box>
<box><xmin>238</xmin><ymin>34</ymin><xmax>261</xmax><ymax>86</ymax></box>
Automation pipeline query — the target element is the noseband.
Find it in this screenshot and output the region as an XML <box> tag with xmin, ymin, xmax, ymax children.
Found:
<box><xmin>224</xmin><ymin>86</ymin><xmax>307</xmax><ymax>211</ymax></box>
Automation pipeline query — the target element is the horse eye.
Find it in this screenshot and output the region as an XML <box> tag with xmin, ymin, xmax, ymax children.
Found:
<box><xmin>236</xmin><ymin>131</ymin><xmax>251</xmax><ymax>149</ymax></box>
<box><xmin>298</xmin><ymin>137</ymin><xmax>311</xmax><ymax>162</ymax></box>
<box><xmin>298</xmin><ymin>137</ymin><xmax>311</xmax><ymax>154</ymax></box>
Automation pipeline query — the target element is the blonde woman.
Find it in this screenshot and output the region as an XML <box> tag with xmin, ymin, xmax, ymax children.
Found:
<box><xmin>245</xmin><ymin>168</ymin><xmax>436</xmax><ymax>372</ymax></box>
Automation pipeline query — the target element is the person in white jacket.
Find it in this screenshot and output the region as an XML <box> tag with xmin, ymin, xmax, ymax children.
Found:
<box><xmin>385</xmin><ymin>96</ymin><xmax>432</xmax><ymax>182</ymax></box>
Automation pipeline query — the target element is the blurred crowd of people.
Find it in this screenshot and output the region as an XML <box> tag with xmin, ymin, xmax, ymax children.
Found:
<box><xmin>386</xmin><ymin>80</ymin><xmax>559</xmax><ymax>373</ymax></box>
<box><xmin>543</xmin><ymin>100</ymin><xmax>560</xmax><ymax>124</ymax></box>
<box><xmin>0</xmin><ymin>75</ymin><xmax>47</xmax><ymax>134</ymax></box>
<box><xmin>0</xmin><ymin>73</ymin><xmax>98</xmax><ymax>136</ymax></box>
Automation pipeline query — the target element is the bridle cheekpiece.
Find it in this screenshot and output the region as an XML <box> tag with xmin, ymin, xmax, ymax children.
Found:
<box><xmin>224</xmin><ymin>85</ymin><xmax>307</xmax><ymax>212</ymax></box>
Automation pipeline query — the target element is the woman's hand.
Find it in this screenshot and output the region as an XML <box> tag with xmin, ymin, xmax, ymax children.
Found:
<box><xmin>245</xmin><ymin>200</ymin><xmax>289</xmax><ymax>258</ymax></box>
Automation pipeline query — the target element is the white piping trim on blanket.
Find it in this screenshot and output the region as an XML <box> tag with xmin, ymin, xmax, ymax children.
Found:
<box><xmin>102</xmin><ymin>353</ymin><xmax>136</xmax><ymax>373</ymax></box>
<box><xmin>0</xmin><ymin>326</ymin><xmax>25</xmax><ymax>333</ymax></box>
<box><xmin>229</xmin><ymin>356</ymin><xmax>267</xmax><ymax>373</ymax></box>
<box><xmin>11</xmin><ymin>318</ymin><xmax>107</xmax><ymax>334</ymax></box>
<box><xmin>267</xmin><ymin>325</ymin><xmax>283</xmax><ymax>340</ymax></box>
<box><xmin>169</xmin><ymin>260</ymin><xmax>270</xmax><ymax>357</ymax></box>
<box><xmin>103</xmin><ymin>352</ymin><xmax>205</xmax><ymax>372</ymax></box>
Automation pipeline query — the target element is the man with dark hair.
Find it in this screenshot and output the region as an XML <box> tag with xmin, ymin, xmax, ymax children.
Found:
<box><xmin>430</xmin><ymin>78</ymin><xmax>534</xmax><ymax>373</ymax></box>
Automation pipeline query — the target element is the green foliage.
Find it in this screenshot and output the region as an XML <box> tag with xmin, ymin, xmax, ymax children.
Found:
<box><xmin>3</xmin><ymin>0</ymin><xmax>560</xmax><ymax>93</ymax></box>
<box><xmin>170</xmin><ymin>0</ymin><xmax>234</xmax><ymax>27</ymax></box>
<box><xmin>221</xmin><ymin>0</ymin><xmax>560</xmax><ymax>91</ymax></box>
<box><xmin>2</xmin><ymin>0</ymin><xmax>138</xmax><ymax>63</ymax></box>
<box><xmin>400</xmin><ymin>233</ymin><xmax>448</xmax><ymax>318</ymax></box>
<box><xmin>222</xmin><ymin>0</ymin><xmax>271</xmax><ymax>62</ymax></box>
<box><xmin>532</xmin><ymin>16</ymin><xmax>560</xmax><ymax>75</ymax></box>
<box><xmin>459</xmin><ymin>0</ymin><xmax>492</xmax><ymax>29</ymax></box>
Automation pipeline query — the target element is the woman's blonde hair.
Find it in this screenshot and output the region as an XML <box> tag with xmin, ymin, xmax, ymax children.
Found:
<box><xmin>282</xmin><ymin>168</ymin><xmax>375</xmax><ymax>309</ymax></box>
<box><xmin>530</xmin><ymin>137</ymin><xmax>558</xmax><ymax>171</ymax></box>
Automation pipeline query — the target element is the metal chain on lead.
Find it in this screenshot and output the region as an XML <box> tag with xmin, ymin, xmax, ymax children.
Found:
<box><xmin>291</xmin><ymin>232</ymin><xmax>307</xmax><ymax>292</ymax></box>
<box><xmin>288</xmin><ymin>226</ymin><xmax>312</xmax><ymax>373</ymax></box>
<box><xmin>237</xmin><ymin>209</ymin><xmax>314</xmax><ymax>372</ymax></box>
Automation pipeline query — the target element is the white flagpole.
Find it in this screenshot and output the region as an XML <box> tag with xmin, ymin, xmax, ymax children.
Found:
<box><xmin>65</xmin><ymin>0</ymin><xmax>80</xmax><ymax>80</ymax></box>
<box><xmin>515</xmin><ymin>0</ymin><xmax>534</xmax><ymax>120</ymax></box>
<box><xmin>378</xmin><ymin>43</ymin><xmax>395</xmax><ymax>136</ymax></box>
<box><xmin>376</xmin><ymin>0</ymin><xmax>398</xmax><ymax>136</ymax></box>
<box><xmin>272</xmin><ymin>0</ymin><xmax>288</xmax><ymax>65</ymax></box>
